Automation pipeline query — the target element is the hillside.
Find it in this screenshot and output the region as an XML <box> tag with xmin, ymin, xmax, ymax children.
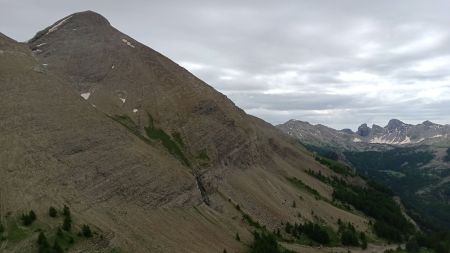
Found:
<box><xmin>0</xmin><ymin>11</ymin><xmax>416</xmax><ymax>253</ymax></box>
<box><xmin>279</xmin><ymin>119</ymin><xmax>450</xmax><ymax>231</ymax></box>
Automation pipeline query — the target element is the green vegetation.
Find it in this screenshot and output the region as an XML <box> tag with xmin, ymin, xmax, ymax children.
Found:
<box><xmin>315</xmin><ymin>156</ymin><xmax>355</xmax><ymax>176</ymax></box>
<box><xmin>337</xmin><ymin>221</ymin><xmax>364</xmax><ymax>247</ymax></box>
<box><xmin>242</xmin><ymin>214</ymin><xmax>262</xmax><ymax>229</ymax></box>
<box><xmin>195</xmin><ymin>149</ymin><xmax>210</xmax><ymax>161</ymax></box>
<box><xmin>287</xmin><ymin>177</ymin><xmax>322</xmax><ymax>199</ymax></box>
<box><xmin>62</xmin><ymin>207</ymin><xmax>72</xmax><ymax>232</ymax></box>
<box><xmin>444</xmin><ymin>147</ymin><xmax>450</xmax><ymax>162</ymax></box>
<box><xmin>49</xmin><ymin>207</ymin><xmax>58</xmax><ymax>218</ymax></box>
<box><xmin>21</xmin><ymin>210</ymin><xmax>37</xmax><ymax>226</ymax></box>
<box><xmin>145</xmin><ymin>114</ymin><xmax>190</xmax><ymax>167</ymax></box>
<box><xmin>333</xmin><ymin>181</ymin><xmax>414</xmax><ymax>242</ymax></box>
<box><xmin>172</xmin><ymin>132</ymin><xmax>185</xmax><ymax>148</ymax></box>
<box><xmin>1</xmin><ymin>205</ymin><xmax>94</xmax><ymax>252</ymax></box>
<box><xmin>249</xmin><ymin>231</ymin><xmax>281</xmax><ymax>253</ymax></box>
<box><xmin>285</xmin><ymin>221</ymin><xmax>330</xmax><ymax>245</ymax></box>
<box><xmin>81</xmin><ymin>224</ymin><xmax>92</xmax><ymax>238</ymax></box>
<box><xmin>111</xmin><ymin>115</ymin><xmax>140</xmax><ymax>136</ymax></box>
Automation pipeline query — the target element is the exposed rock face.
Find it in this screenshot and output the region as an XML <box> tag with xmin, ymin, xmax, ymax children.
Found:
<box><xmin>357</xmin><ymin>123</ymin><xmax>371</xmax><ymax>137</ymax></box>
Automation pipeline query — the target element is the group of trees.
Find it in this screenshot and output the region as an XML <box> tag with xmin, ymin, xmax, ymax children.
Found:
<box><xmin>337</xmin><ymin>220</ymin><xmax>367</xmax><ymax>249</ymax></box>
<box><xmin>332</xmin><ymin>181</ymin><xmax>414</xmax><ymax>242</ymax></box>
<box><xmin>37</xmin><ymin>232</ymin><xmax>64</xmax><ymax>253</ymax></box>
<box><xmin>249</xmin><ymin>231</ymin><xmax>281</xmax><ymax>253</ymax></box>
<box><xmin>285</xmin><ymin>221</ymin><xmax>330</xmax><ymax>245</ymax></box>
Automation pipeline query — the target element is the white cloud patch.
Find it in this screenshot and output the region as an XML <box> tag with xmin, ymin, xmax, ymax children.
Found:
<box><xmin>3</xmin><ymin>0</ymin><xmax>450</xmax><ymax>129</ymax></box>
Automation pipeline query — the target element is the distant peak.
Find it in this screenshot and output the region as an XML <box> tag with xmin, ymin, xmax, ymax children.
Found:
<box><xmin>357</xmin><ymin>123</ymin><xmax>371</xmax><ymax>137</ymax></box>
<box><xmin>386</xmin><ymin>119</ymin><xmax>405</xmax><ymax>129</ymax></box>
<box><xmin>422</xmin><ymin>120</ymin><xmax>435</xmax><ymax>126</ymax></box>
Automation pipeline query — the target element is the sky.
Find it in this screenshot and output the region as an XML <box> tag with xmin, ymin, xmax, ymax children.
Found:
<box><xmin>2</xmin><ymin>0</ymin><xmax>450</xmax><ymax>130</ymax></box>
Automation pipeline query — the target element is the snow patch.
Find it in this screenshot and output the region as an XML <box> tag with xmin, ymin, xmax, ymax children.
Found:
<box><xmin>353</xmin><ymin>137</ymin><xmax>362</xmax><ymax>143</ymax></box>
<box><xmin>42</xmin><ymin>64</ymin><xmax>48</xmax><ymax>67</ymax></box>
<box><xmin>47</xmin><ymin>16</ymin><xmax>72</xmax><ymax>35</ymax></box>
<box><xmin>121</xmin><ymin>38</ymin><xmax>135</xmax><ymax>48</ymax></box>
<box><xmin>36</xmin><ymin>43</ymin><xmax>47</xmax><ymax>47</ymax></box>
<box><xmin>111</xmin><ymin>65</ymin><xmax>115</xmax><ymax>69</ymax></box>
<box><xmin>133</xmin><ymin>109</ymin><xmax>138</xmax><ymax>113</ymax></box>
<box><xmin>120</xmin><ymin>98</ymin><xmax>126</xmax><ymax>103</ymax></box>
<box><xmin>80</xmin><ymin>92</ymin><xmax>91</xmax><ymax>100</ymax></box>
<box><xmin>430</xmin><ymin>134</ymin><xmax>443</xmax><ymax>138</ymax></box>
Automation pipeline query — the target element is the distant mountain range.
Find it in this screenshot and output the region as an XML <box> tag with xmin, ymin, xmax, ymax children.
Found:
<box><xmin>278</xmin><ymin>118</ymin><xmax>450</xmax><ymax>231</ymax></box>
<box><xmin>279</xmin><ymin>119</ymin><xmax>450</xmax><ymax>150</ymax></box>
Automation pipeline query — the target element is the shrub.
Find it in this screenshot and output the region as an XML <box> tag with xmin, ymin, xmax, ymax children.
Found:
<box><xmin>37</xmin><ymin>232</ymin><xmax>50</xmax><ymax>253</ymax></box>
<box><xmin>62</xmin><ymin>215</ymin><xmax>72</xmax><ymax>231</ymax></box>
<box><xmin>62</xmin><ymin>205</ymin><xmax>70</xmax><ymax>217</ymax></box>
<box><xmin>53</xmin><ymin>241</ymin><xmax>64</xmax><ymax>253</ymax></box>
<box><xmin>81</xmin><ymin>224</ymin><xmax>92</xmax><ymax>238</ymax></box>
<box><xmin>21</xmin><ymin>210</ymin><xmax>37</xmax><ymax>226</ymax></box>
<box><xmin>49</xmin><ymin>207</ymin><xmax>58</xmax><ymax>217</ymax></box>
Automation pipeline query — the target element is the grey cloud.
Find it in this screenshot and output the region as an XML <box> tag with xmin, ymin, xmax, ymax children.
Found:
<box><xmin>1</xmin><ymin>0</ymin><xmax>450</xmax><ymax>129</ymax></box>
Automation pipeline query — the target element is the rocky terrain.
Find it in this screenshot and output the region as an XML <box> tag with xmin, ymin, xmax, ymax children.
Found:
<box><xmin>0</xmin><ymin>11</ymin><xmax>422</xmax><ymax>253</ymax></box>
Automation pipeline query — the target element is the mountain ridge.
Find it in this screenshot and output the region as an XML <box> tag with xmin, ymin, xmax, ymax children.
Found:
<box><xmin>279</xmin><ymin>118</ymin><xmax>450</xmax><ymax>149</ymax></box>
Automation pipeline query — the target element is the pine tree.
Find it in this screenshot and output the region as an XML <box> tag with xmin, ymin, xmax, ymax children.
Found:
<box><xmin>49</xmin><ymin>207</ymin><xmax>58</xmax><ymax>217</ymax></box>
<box><xmin>0</xmin><ymin>223</ymin><xmax>4</xmax><ymax>234</ymax></box>
<box><xmin>292</xmin><ymin>200</ymin><xmax>296</xmax><ymax>208</ymax></box>
<box><xmin>63</xmin><ymin>205</ymin><xmax>70</xmax><ymax>217</ymax></box>
<box><xmin>62</xmin><ymin>215</ymin><xmax>72</xmax><ymax>231</ymax></box>
<box><xmin>53</xmin><ymin>240</ymin><xmax>64</xmax><ymax>253</ymax></box>
<box><xmin>37</xmin><ymin>232</ymin><xmax>50</xmax><ymax>253</ymax></box>
<box><xmin>235</xmin><ymin>232</ymin><xmax>240</xmax><ymax>241</ymax></box>
<box><xmin>29</xmin><ymin>210</ymin><xmax>37</xmax><ymax>221</ymax></box>
<box><xmin>56</xmin><ymin>227</ymin><xmax>63</xmax><ymax>237</ymax></box>
<box><xmin>82</xmin><ymin>224</ymin><xmax>92</xmax><ymax>238</ymax></box>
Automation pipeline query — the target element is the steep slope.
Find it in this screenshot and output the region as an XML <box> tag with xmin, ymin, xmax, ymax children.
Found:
<box><xmin>26</xmin><ymin>11</ymin><xmax>376</xmax><ymax>234</ymax></box>
<box><xmin>0</xmin><ymin>11</ymin><xmax>413</xmax><ymax>252</ymax></box>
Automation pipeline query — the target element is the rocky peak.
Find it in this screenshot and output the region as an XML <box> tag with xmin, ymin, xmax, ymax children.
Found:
<box><xmin>340</xmin><ymin>128</ymin><xmax>354</xmax><ymax>134</ymax></box>
<box><xmin>357</xmin><ymin>123</ymin><xmax>371</xmax><ymax>137</ymax></box>
<box><xmin>422</xmin><ymin>120</ymin><xmax>436</xmax><ymax>127</ymax></box>
<box><xmin>29</xmin><ymin>11</ymin><xmax>110</xmax><ymax>43</ymax></box>
<box><xmin>386</xmin><ymin>119</ymin><xmax>405</xmax><ymax>130</ymax></box>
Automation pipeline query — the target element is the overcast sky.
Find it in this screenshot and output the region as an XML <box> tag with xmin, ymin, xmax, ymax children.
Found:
<box><xmin>2</xmin><ymin>0</ymin><xmax>450</xmax><ymax>130</ymax></box>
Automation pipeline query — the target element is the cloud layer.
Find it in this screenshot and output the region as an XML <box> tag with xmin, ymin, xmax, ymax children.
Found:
<box><xmin>2</xmin><ymin>0</ymin><xmax>450</xmax><ymax>129</ymax></box>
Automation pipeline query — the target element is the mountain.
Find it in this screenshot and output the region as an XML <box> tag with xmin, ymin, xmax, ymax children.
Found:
<box><xmin>0</xmin><ymin>11</ymin><xmax>414</xmax><ymax>253</ymax></box>
<box><xmin>278</xmin><ymin>118</ymin><xmax>450</xmax><ymax>231</ymax></box>
<box><xmin>279</xmin><ymin>119</ymin><xmax>450</xmax><ymax>150</ymax></box>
